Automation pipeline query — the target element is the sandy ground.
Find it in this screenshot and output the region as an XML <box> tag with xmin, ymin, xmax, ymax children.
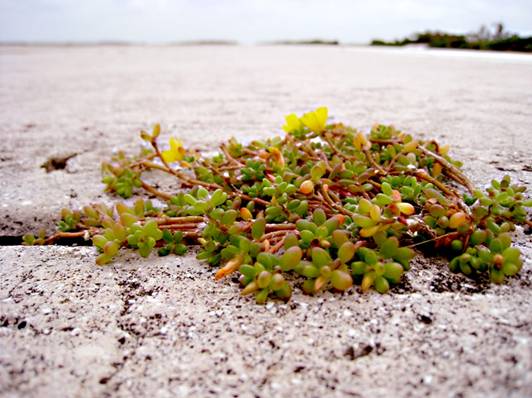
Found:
<box><xmin>0</xmin><ymin>45</ymin><xmax>531</xmax><ymax>397</ymax></box>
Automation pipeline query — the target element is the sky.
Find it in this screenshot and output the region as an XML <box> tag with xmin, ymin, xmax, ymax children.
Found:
<box><xmin>0</xmin><ymin>0</ymin><xmax>531</xmax><ymax>44</ymax></box>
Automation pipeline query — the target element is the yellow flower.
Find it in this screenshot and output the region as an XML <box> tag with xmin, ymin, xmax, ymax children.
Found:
<box><xmin>282</xmin><ymin>113</ymin><xmax>303</xmax><ymax>133</ymax></box>
<box><xmin>161</xmin><ymin>137</ymin><xmax>186</xmax><ymax>163</ymax></box>
<box><xmin>300</xmin><ymin>106</ymin><xmax>328</xmax><ymax>133</ymax></box>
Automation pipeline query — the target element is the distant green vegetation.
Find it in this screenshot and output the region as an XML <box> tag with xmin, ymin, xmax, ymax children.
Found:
<box><xmin>371</xmin><ymin>23</ymin><xmax>532</xmax><ymax>53</ymax></box>
<box><xmin>270</xmin><ymin>39</ymin><xmax>339</xmax><ymax>46</ymax></box>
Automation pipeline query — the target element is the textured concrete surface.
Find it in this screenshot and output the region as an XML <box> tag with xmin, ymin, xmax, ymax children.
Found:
<box><xmin>1</xmin><ymin>45</ymin><xmax>532</xmax><ymax>397</ymax></box>
<box><xmin>1</xmin><ymin>245</ymin><xmax>531</xmax><ymax>398</ymax></box>
<box><xmin>1</xmin><ymin>45</ymin><xmax>531</xmax><ymax>235</ymax></box>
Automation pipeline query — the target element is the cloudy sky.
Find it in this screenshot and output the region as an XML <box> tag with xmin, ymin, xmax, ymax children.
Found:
<box><xmin>1</xmin><ymin>0</ymin><xmax>531</xmax><ymax>44</ymax></box>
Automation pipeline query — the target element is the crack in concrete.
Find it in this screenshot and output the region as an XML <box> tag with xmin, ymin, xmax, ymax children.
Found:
<box><xmin>98</xmin><ymin>269</ymin><xmax>162</xmax><ymax>395</ymax></box>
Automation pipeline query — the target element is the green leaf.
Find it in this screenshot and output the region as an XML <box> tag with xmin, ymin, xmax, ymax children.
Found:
<box><xmin>239</xmin><ymin>264</ymin><xmax>257</xmax><ymax>279</ymax></box>
<box><xmin>383</xmin><ymin>262</ymin><xmax>403</xmax><ymax>284</ymax></box>
<box><xmin>352</xmin><ymin>215</ymin><xmax>376</xmax><ymax>228</ymax></box>
<box><xmin>257</xmin><ymin>271</ymin><xmax>272</xmax><ymax>289</ymax></box>
<box><xmin>211</xmin><ymin>189</ymin><xmax>228</xmax><ymax>207</ymax></box>
<box><xmin>296</xmin><ymin>220</ymin><xmax>317</xmax><ymax>233</ymax></box>
<box><xmin>312</xmin><ymin>208</ymin><xmax>327</xmax><ymax>226</ymax></box>
<box><xmin>222</xmin><ymin>209</ymin><xmax>238</xmax><ymax>226</ymax></box>
<box><xmin>338</xmin><ymin>241</ymin><xmax>356</xmax><ymax>263</ymax></box>
<box><xmin>359</xmin><ymin>248</ymin><xmax>378</xmax><ymax>265</ymax></box>
<box><xmin>311</xmin><ymin>247</ymin><xmax>332</xmax><ymax>268</ymax></box>
<box><xmin>380</xmin><ymin>237</ymin><xmax>399</xmax><ymax>258</ymax></box>
<box><xmin>374</xmin><ymin>276</ymin><xmax>390</xmax><ymax>293</ymax></box>
<box><xmin>330</xmin><ymin>270</ymin><xmax>353</xmax><ymax>291</ymax></box>
<box><xmin>280</xmin><ymin>246</ymin><xmax>302</xmax><ymax>271</ymax></box>
<box><xmin>251</xmin><ymin>217</ymin><xmax>266</xmax><ymax>240</ymax></box>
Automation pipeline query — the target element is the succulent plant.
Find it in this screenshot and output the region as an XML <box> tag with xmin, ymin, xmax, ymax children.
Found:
<box><xmin>24</xmin><ymin>108</ymin><xmax>531</xmax><ymax>303</ymax></box>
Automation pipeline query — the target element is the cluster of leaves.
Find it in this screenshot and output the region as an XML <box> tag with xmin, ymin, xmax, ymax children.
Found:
<box><xmin>24</xmin><ymin>107</ymin><xmax>531</xmax><ymax>303</ymax></box>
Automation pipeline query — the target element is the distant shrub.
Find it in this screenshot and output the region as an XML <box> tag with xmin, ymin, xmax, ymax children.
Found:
<box><xmin>371</xmin><ymin>24</ymin><xmax>532</xmax><ymax>53</ymax></box>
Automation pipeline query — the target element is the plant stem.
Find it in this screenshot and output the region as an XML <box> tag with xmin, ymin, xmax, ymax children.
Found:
<box><xmin>419</xmin><ymin>146</ymin><xmax>474</xmax><ymax>193</ymax></box>
<box><xmin>406</xmin><ymin>231</ymin><xmax>461</xmax><ymax>248</ymax></box>
<box><xmin>45</xmin><ymin>231</ymin><xmax>87</xmax><ymax>244</ymax></box>
<box><xmin>265</xmin><ymin>223</ymin><xmax>296</xmax><ymax>232</ymax></box>
<box><xmin>155</xmin><ymin>216</ymin><xmax>205</xmax><ymax>225</ymax></box>
<box><xmin>140</xmin><ymin>180</ymin><xmax>173</xmax><ymax>200</ymax></box>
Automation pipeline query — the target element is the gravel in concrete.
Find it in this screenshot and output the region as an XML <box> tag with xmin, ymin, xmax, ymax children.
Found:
<box><xmin>1</xmin><ymin>245</ymin><xmax>531</xmax><ymax>397</ymax></box>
